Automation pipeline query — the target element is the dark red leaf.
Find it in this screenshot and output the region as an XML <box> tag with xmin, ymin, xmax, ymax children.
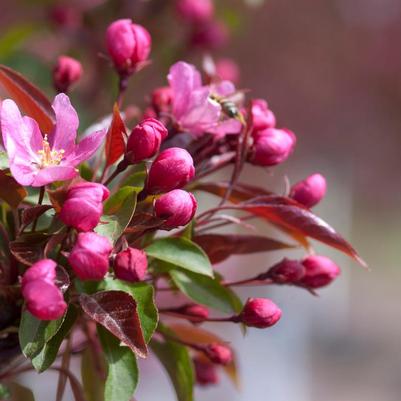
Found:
<box><xmin>222</xmin><ymin>196</ymin><xmax>366</xmax><ymax>266</ymax></box>
<box><xmin>10</xmin><ymin>234</ymin><xmax>49</xmax><ymax>266</ymax></box>
<box><xmin>21</xmin><ymin>205</ymin><xmax>53</xmax><ymax>227</ymax></box>
<box><xmin>193</xmin><ymin>234</ymin><xmax>295</xmax><ymax>264</ymax></box>
<box><xmin>80</xmin><ymin>291</ymin><xmax>147</xmax><ymax>358</ymax></box>
<box><xmin>0</xmin><ymin>170</ymin><xmax>27</xmax><ymax>208</ymax></box>
<box><xmin>104</xmin><ymin>103</ymin><xmax>126</xmax><ymax>168</ymax></box>
<box><xmin>55</xmin><ymin>265</ymin><xmax>70</xmax><ymax>294</ymax></box>
<box><xmin>0</xmin><ymin>64</ymin><xmax>55</xmax><ymax>134</ymax></box>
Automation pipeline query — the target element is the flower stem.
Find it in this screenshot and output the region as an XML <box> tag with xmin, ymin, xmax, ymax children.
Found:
<box><xmin>31</xmin><ymin>186</ymin><xmax>45</xmax><ymax>232</ymax></box>
<box><xmin>103</xmin><ymin>159</ymin><xmax>128</xmax><ymax>186</ymax></box>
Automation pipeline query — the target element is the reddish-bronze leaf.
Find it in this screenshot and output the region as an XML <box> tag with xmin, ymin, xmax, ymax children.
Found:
<box><xmin>10</xmin><ymin>234</ymin><xmax>49</xmax><ymax>266</ymax></box>
<box><xmin>80</xmin><ymin>291</ymin><xmax>147</xmax><ymax>358</ymax></box>
<box><xmin>0</xmin><ymin>170</ymin><xmax>27</xmax><ymax>208</ymax></box>
<box><xmin>104</xmin><ymin>104</ymin><xmax>126</xmax><ymax>168</ymax></box>
<box><xmin>0</xmin><ymin>64</ymin><xmax>55</xmax><ymax>134</ymax></box>
<box><xmin>193</xmin><ymin>234</ymin><xmax>295</xmax><ymax>264</ymax></box>
<box><xmin>223</xmin><ymin>196</ymin><xmax>366</xmax><ymax>266</ymax></box>
<box><xmin>55</xmin><ymin>265</ymin><xmax>70</xmax><ymax>294</ymax></box>
<box><xmin>21</xmin><ymin>205</ymin><xmax>53</xmax><ymax>227</ymax></box>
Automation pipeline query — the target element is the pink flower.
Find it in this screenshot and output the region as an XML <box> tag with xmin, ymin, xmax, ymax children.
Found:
<box><xmin>176</xmin><ymin>0</ymin><xmax>215</xmax><ymax>23</ymax></box>
<box><xmin>113</xmin><ymin>247</ymin><xmax>148</xmax><ymax>282</ymax></box>
<box><xmin>125</xmin><ymin>118</ymin><xmax>168</xmax><ymax>164</ymax></box>
<box><xmin>250</xmin><ymin>128</ymin><xmax>296</xmax><ymax>167</ymax></box>
<box><xmin>251</xmin><ymin>99</ymin><xmax>276</xmax><ymax>131</ymax></box>
<box><xmin>290</xmin><ymin>173</ymin><xmax>327</xmax><ymax>208</ymax></box>
<box><xmin>68</xmin><ymin>232</ymin><xmax>112</xmax><ymax>280</ymax></box>
<box><xmin>53</xmin><ymin>55</ymin><xmax>83</xmax><ymax>93</ymax></box>
<box><xmin>146</xmin><ymin>148</ymin><xmax>195</xmax><ymax>194</ymax></box>
<box><xmin>168</xmin><ymin>61</ymin><xmax>241</xmax><ymax>137</ymax></box>
<box><xmin>154</xmin><ymin>189</ymin><xmax>197</xmax><ymax>229</ymax></box>
<box><xmin>59</xmin><ymin>182</ymin><xmax>110</xmax><ymax>231</ymax></box>
<box><xmin>1</xmin><ymin>94</ymin><xmax>106</xmax><ymax>187</ymax></box>
<box><xmin>300</xmin><ymin>255</ymin><xmax>340</xmax><ymax>289</ymax></box>
<box><xmin>22</xmin><ymin>259</ymin><xmax>67</xmax><ymax>321</ymax></box>
<box><xmin>106</xmin><ymin>19</ymin><xmax>151</xmax><ymax>76</ymax></box>
<box><xmin>240</xmin><ymin>298</ymin><xmax>282</xmax><ymax>329</ymax></box>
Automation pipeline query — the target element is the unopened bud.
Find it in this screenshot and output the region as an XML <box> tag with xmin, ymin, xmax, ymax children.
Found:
<box><xmin>151</xmin><ymin>86</ymin><xmax>173</xmax><ymax>113</ymax></box>
<box><xmin>191</xmin><ymin>20</ymin><xmax>229</xmax><ymax>50</ymax></box>
<box><xmin>106</xmin><ymin>19</ymin><xmax>151</xmax><ymax>77</ymax></box>
<box><xmin>240</xmin><ymin>298</ymin><xmax>282</xmax><ymax>329</ymax></box>
<box><xmin>53</xmin><ymin>56</ymin><xmax>83</xmax><ymax>93</ymax></box>
<box><xmin>290</xmin><ymin>173</ymin><xmax>327</xmax><ymax>208</ymax></box>
<box><xmin>154</xmin><ymin>189</ymin><xmax>197</xmax><ymax>229</ymax></box>
<box><xmin>251</xmin><ymin>99</ymin><xmax>276</xmax><ymax>131</ymax></box>
<box><xmin>114</xmin><ymin>248</ymin><xmax>148</xmax><ymax>282</ymax></box>
<box><xmin>215</xmin><ymin>58</ymin><xmax>240</xmax><ymax>84</ymax></box>
<box><xmin>250</xmin><ymin>128</ymin><xmax>296</xmax><ymax>167</ymax></box>
<box><xmin>204</xmin><ymin>343</ymin><xmax>233</xmax><ymax>365</ymax></box>
<box><xmin>125</xmin><ymin>118</ymin><xmax>168</xmax><ymax>164</ymax></box>
<box><xmin>193</xmin><ymin>358</ymin><xmax>219</xmax><ymax>386</ymax></box>
<box><xmin>176</xmin><ymin>0</ymin><xmax>215</xmax><ymax>23</ymax></box>
<box><xmin>146</xmin><ymin>148</ymin><xmax>195</xmax><ymax>194</ymax></box>
<box><xmin>267</xmin><ymin>258</ymin><xmax>305</xmax><ymax>284</ymax></box>
<box><xmin>300</xmin><ymin>255</ymin><xmax>340</xmax><ymax>288</ymax></box>
<box><xmin>59</xmin><ymin>182</ymin><xmax>110</xmax><ymax>232</ymax></box>
<box><xmin>68</xmin><ymin>232</ymin><xmax>112</xmax><ymax>281</ymax></box>
<box><xmin>175</xmin><ymin>303</ymin><xmax>209</xmax><ymax>321</ymax></box>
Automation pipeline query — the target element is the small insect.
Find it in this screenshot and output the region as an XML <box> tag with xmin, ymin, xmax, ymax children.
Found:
<box><xmin>210</xmin><ymin>93</ymin><xmax>246</xmax><ymax>125</ymax></box>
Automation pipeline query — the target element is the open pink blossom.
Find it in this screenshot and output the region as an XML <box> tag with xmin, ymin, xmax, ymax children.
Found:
<box><xmin>1</xmin><ymin>93</ymin><xmax>106</xmax><ymax>187</ymax></box>
<box><xmin>168</xmin><ymin>61</ymin><xmax>241</xmax><ymax>137</ymax></box>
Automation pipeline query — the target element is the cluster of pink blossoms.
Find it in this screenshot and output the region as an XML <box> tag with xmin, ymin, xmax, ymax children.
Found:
<box><xmin>0</xmin><ymin>10</ymin><xmax>358</xmax><ymax>396</ymax></box>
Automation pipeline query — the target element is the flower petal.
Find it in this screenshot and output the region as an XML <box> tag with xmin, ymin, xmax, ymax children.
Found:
<box><xmin>66</xmin><ymin>129</ymin><xmax>107</xmax><ymax>167</ymax></box>
<box><xmin>32</xmin><ymin>165</ymin><xmax>77</xmax><ymax>187</ymax></box>
<box><xmin>49</xmin><ymin>93</ymin><xmax>79</xmax><ymax>155</ymax></box>
<box><xmin>168</xmin><ymin>61</ymin><xmax>202</xmax><ymax>120</ymax></box>
<box><xmin>207</xmin><ymin>118</ymin><xmax>242</xmax><ymax>138</ymax></box>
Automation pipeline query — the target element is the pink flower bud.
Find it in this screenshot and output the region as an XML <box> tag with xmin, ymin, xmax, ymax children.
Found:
<box><xmin>53</xmin><ymin>55</ymin><xmax>83</xmax><ymax>93</ymax></box>
<box><xmin>176</xmin><ymin>0</ymin><xmax>215</xmax><ymax>23</ymax></box>
<box><xmin>193</xmin><ymin>358</ymin><xmax>219</xmax><ymax>386</ymax></box>
<box><xmin>300</xmin><ymin>255</ymin><xmax>340</xmax><ymax>288</ymax></box>
<box><xmin>21</xmin><ymin>259</ymin><xmax>56</xmax><ymax>289</ymax></box>
<box><xmin>146</xmin><ymin>148</ymin><xmax>195</xmax><ymax>194</ymax></box>
<box><xmin>290</xmin><ymin>173</ymin><xmax>327</xmax><ymax>208</ymax></box>
<box><xmin>191</xmin><ymin>20</ymin><xmax>229</xmax><ymax>50</ymax></box>
<box><xmin>154</xmin><ymin>189</ymin><xmax>197</xmax><ymax>229</ymax></box>
<box><xmin>204</xmin><ymin>343</ymin><xmax>233</xmax><ymax>365</ymax></box>
<box><xmin>151</xmin><ymin>87</ymin><xmax>173</xmax><ymax>113</ymax></box>
<box><xmin>59</xmin><ymin>182</ymin><xmax>110</xmax><ymax>232</ymax></box>
<box><xmin>68</xmin><ymin>232</ymin><xmax>112</xmax><ymax>280</ymax></box>
<box><xmin>23</xmin><ymin>280</ymin><xmax>67</xmax><ymax>320</ymax></box>
<box><xmin>49</xmin><ymin>5</ymin><xmax>81</xmax><ymax>29</ymax></box>
<box><xmin>176</xmin><ymin>304</ymin><xmax>209</xmax><ymax>321</ymax></box>
<box><xmin>106</xmin><ymin>19</ymin><xmax>151</xmax><ymax>76</ymax></box>
<box><xmin>215</xmin><ymin>58</ymin><xmax>240</xmax><ymax>84</ymax></box>
<box><xmin>21</xmin><ymin>259</ymin><xmax>66</xmax><ymax>321</ymax></box>
<box><xmin>240</xmin><ymin>298</ymin><xmax>282</xmax><ymax>329</ymax></box>
<box><xmin>113</xmin><ymin>248</ymin><xmax>148</xmax><ymax>282</ymax></box>
<box><xmin>251</xmin><ymin>99</ymin><xmax>276</xmax><ymax>131</ymax></box>
<box><xmin>250</xmin><ymin>128</ymin><xmax>296</xmax><ymax>167</ymax></box>
<box><xmin>125</xmin><ymin>118</ymin><xmax>168</xmax><ymax>164</ymax></box>
<box><xmin>267</xmin><ymin>258</ymin><xmax>305</xmax><ymax>284</ymax></box>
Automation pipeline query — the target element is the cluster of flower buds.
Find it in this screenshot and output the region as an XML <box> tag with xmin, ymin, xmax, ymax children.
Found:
<box><xmin>249</xmin><ymin>99</ymin><xmax>296</xmax><ymax>167</ymax></box>
<box><xmin>59</xmin><ymin>182</ymin><xmax>109</xmax><ymax>232</ymax></box>
<box><xmin>265</xmin><ymin>255</ymin><xmax>341</xmax><ymax>288</ymax></box>
<box><xmin>113</xmin><ymin>247</ymin><xmax>148</xmax><ymax>282</ymax></box>
<box><xmin>21</xmin><ymin>259</ymin><xmax>67</xmax><ymax>320</ymax></box>
<box><xmin>290</xmin><ymin>173</ymin><xmax>327</xmax><ymax>208</ymax></box>
<box><xmin>68</xmin><ymin>232</ymin><xmax>113</xmax><ymax>281</ymax></box>
<box><xmin>106</xmin><ymin>19</ymin><xmax>151</xmax><ymax>78</ymax></box>
<box><xmin>53</xmin><ymin>55</ymin><xmax>83</xmax><ymax>93</ymax></box>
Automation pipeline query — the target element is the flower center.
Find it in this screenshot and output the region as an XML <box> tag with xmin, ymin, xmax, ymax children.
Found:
<box><xmin>37</xmin><ymin>135</ymin><xmax>65</xmax><ymax>168</ymax></box>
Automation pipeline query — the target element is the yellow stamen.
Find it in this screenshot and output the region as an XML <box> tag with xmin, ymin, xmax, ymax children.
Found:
<box><xmin>37</xmin><ymin>135</ymin><xmax>65</xmax><ymax>167</ymax></box>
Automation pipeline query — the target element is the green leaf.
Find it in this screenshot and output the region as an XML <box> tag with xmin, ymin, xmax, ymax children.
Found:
<box><xmin>104</xmin><ymin>186</ymin><xmax>136</xmax><ymax>215</ymax></box>
<box><xmin>98</xmin><ymin>325</ymin><xmax>139</xmax><ymax>401</ymax></box>
<box><xmin>101</xmin><ymin>278</ymin><xmax>158</xmax><ymax>343</ymax></box>
<box><xmin>146</xmin><ymin>238</ymin><xmax>213</xmax><ymax>277</ymax></box>
<box><xmin>19</xmin><ymin>309</ymin><xmax>66</xmax><ymax>359</ymax></box>
<box><xmin>150</xmin><ymin>331</ymin><xmax>194</xmax><ymax>401</ymax></box>
<box><xmin>81</xmin><ymin>347</ymin><xmax>105</xmax><ymax>401</ymax></box>
<box><xmin>31</xmin><ymin>305</ymin><xmax>78</xmax><ymax>372</ymax></box>
<box><xmin>170</xmin><ymin>269</ymin><xmax>242</xmax><ymax>314</ymax></box>
<box><xmin>96</xmin><ymin>191</ymin><xmax>137</xmax><ymax>243</ymax></box>
<box><xmin>0</xmin><ymin>384</ymin><xmax>11</xmax><ymax>400</ymax></box>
